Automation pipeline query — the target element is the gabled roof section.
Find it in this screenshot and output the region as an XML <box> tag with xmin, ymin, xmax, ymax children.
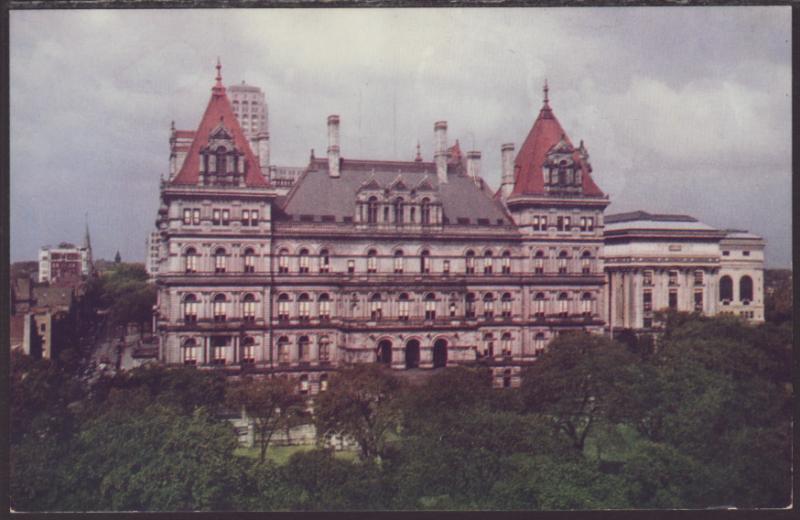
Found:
<box><xmin>170</xmin><ymin>62</ymin><xmax>268</xmax><ymax>187</ymax></box>
<box><xmin>358</xmin><ymin>175</ymin><xmax>383</xmax><ymax>191</ymax></box>
<box><xmin>413</xmin><ymin>175</ymin><xmax>435</xmax><ymax>192</ymax></box>
<box><xmin>510</xmin><ymin>89</ymin><xmax>604</xmax><ymax>198</ymax></box>
<box><xmin>388</xmin><ymin>175</ymin><xmax>408</xmax><ymax>191</ymax></box>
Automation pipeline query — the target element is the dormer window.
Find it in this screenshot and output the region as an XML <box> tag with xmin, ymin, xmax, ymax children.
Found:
<box><xmin>216</xmin><ymin>146</ymin><xmax>227</xmax><ymax>174</ymax></box>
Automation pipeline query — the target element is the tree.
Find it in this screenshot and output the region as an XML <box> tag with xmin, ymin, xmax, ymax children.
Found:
<box><xmin>313</xmin><ymin>364</ymin><xmax>404</xmax><ymax>462</ymax></box>
<box><xmin>226</xmin><ymin>375</ymin><xmax>308</xmax><ymax>463</ymax></box>
<box><xmin>764</xmin><ymin>268</ymin><xmax>792</xmax><ymax>324</ymax></box>
<box><xmin>521</xmin><ymin>332</ymin><xmax>637</xmax><ymax>452</ymax></box>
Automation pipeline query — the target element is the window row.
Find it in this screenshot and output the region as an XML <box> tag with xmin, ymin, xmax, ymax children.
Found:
<box><xmin>181</xmin><ymin>207</ymin><xmax>260</xmax><ymax>227</ymax></box>
<box><xmin>360</xmin><ymin>196</ymin><xmax>442</xmax><ymax>226</ymax></box>
<box><xmin>719</xmin><ymin>275</ymin><xmax>754</xmax><ymax>305</ymax></box>
<box><xmin>182</xmin><ymin>293</ymin><xmax>261</xmax><ymax>323</ymax></box>
<box><xmin>183</xmin><ymin>247</ymin><xmax>258</xmax><ymax>273</ymax></box>
<box><xmin>642</xmin><ymin>269</ymin><xmax>706</xmax><ymax>287</ymax></box>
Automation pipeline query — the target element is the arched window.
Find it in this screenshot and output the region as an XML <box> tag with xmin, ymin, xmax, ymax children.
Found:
<box><xmin>424</xmin><ymin>293</ymin><xmax>436</xmax><ymax>320</ymax></box>
<box><xmin>501</xmin><ymin>333</ymin><xmax>512</xmax><ymax>357</ymax></box>
<box><xmin>558</xmin><ymin>292</ymin><xmax>569</xmax><ymax>317</ymax></box>
<box><xmin>367</xmin><ymin>249</ymin><xmax>378</xmax><ymax>273</ymax></box>
<box><xmin>483</xmin><ymin>292</ymin><xmax>495</xmax><ymax>319</ymax></box>
<box><xmin>501</xmin><ymin>250</ymin><xmax>511</xmax><ymax>274</ymax></box>
<box><xmin>243</xmin><ymin>248</ymin><xmax>256</xmax><ymax>273</ymax></box>
<box><xmin>483</xmin><ymin>250</ymin><xmax>494</xmax><ymax>274</ymax></box>
<box><xmin>483</xmin><ymin>332</ymin><xmax>494</xmax><ymax>358</ymax></box>
<box><xmin>318</xmin><ymin>293</ymin><xmax>331</xmax><ymax>320</ymax></box>
<box><xmin>501</xmin><ymin>292</ymin><xmax>513</xmax><ymax>318</ymax></box>
<box><xmin>581</xmin><ymin>292</ymin><xmax>594</xmax><ymax>317</ymax></box>
<box><xmin>277</xmin><ymin>293</ymin><xmax>290</xmax><ymax>321</ymax></box>
<box><xmin>367</xmin><ymin>197</ymin><xmax>378</xmax><ymax>224</ymax></box>
<box><xmin>278</xmin><ymin>248</ymin><xmax>289</xmax><ymax>273</ymax></box>
<box><xmin>211</xmin><ymin>337</ymin><xmax>227</xmax><ymax>365</ymax></box>
<box><xmin>183</xmin><ymin>294</ymin><xmax>198</xmax><ymax>323</ymax></box>
<box><xmin>185</xmin><ymin>247</ymin><xmax>198</xmax><ymax>273</ymax></box>
<box><xmin>534</xmin><ymin>332</ymin><xmax>546</xmax><ymax>357</ymax></box>
<box><xmin>398</xmin><ymin>293</ymin><xmax>410</xmax><ymax>321</ymax></box>
<box><xmin>319</xmin><ymin>336</ymin><xmax>331</xmax><ymax>363</ymax></box>
<box><xmin>558</xmin><ymin>250</ymin><xmax>569</xmax><ymax>274</ymax></box>
<box><xmin>394</xmin><ymin>250</ymin><xmax>404</xmax><ymax>273</ymax></box>
<box><xmin>394</xmin><ymin>198</ymin><xmax>404</xmax><ymax>225</ymax></box>
<box><xmin>370</xmin><ymin>293</ymin><xmax>383</xmax><ymax>321</ymax></box>
<box><xmin>719</xmin><ymin>275</ymin><xmax>733</xmax><ymax>303</ymax></box>
<box><xmin>465</xmin><ymin>292</ymin><xmax>476</xmax><ymax>318</ymax></box>
<box><xmin>420</xmin><ymin>250</ymin><xmax>431</xmax><ymax>273</ymax></box>
<box><xmin>533</xmin><ymin>249</ymin><xmax>545</xmax><ymax>274</ymax></box>
<box><xmin>216</xmin><ymin>146</ymin><xmax>227</xmax><ymax>174</ymax></box>
<box><xmin>242</xmin><ymin>293</ymin><xmax>256</xmax><ymax>322</ymax></box>
<box><xmin>298</xmin><ymin>336</ymin><xmax>310</xmax><ymax>362</ymax></box>
<box><xmin>183</xmin><ymin>338</ymin><xmax>198</xmax><ymax>365</ymax></box>
<box><xmin>465</xmin><ymin>250</ymin><xmax>476</xmax><ymax>274</ymax></box>
<box><xmin>298</xmin><ymin>293</ymin><xmax>311</xmax><ymax>321</ymax></box>
<box><xmin>298</xmin><ymin>248</ymin><xmax>310</xmax><ymax>273</ymax></box>
<box><xmin>421</xmin><ymin>198</ymin><xmax>431</xmax><ymax>225</ymax></box>
<box><xmin>319</xmin><ymin>248</ymin><xmax>330</xmax><ymax>273</ymax></box>
<box><xmin>533</xmin><ymin>292</ymin><xmax>546</xmax><ymax>318</ymax></box>
<box><xmin>740</xmin><ymin>275</ymin><xmax>753</xmax><ymax>303</ymax></box>
<box><xmin>213</xmin><ymin>294</ymin><xmax>227</xmax><ymax>322</ymax></box>
<box><xmin>241</xmin><ymin>336</ymin><xmax>255</xmax><ymax>364</ymax></box>
<box><xmin>581</xmin><ymin>250</ymin><xmax>593</xmax><ymax>274</ymax></box>
<box><xmin>277</xmin><ymin>336</ymin><xmax>290</xmax><ymax>364</ymax></box>
<box><xmin>214</xmin><ymin>247</ymin><xmax>227</xmax><ymax>273</ymax></box>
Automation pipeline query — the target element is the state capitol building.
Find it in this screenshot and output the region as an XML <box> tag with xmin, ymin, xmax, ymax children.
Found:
<box><xmin>148</xmin><ymin>63</ymin><xmax>764</xmax><ymax>389</ymax></box>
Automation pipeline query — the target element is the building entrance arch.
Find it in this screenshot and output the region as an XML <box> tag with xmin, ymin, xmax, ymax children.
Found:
<box><xmin>405</xmin><ymin>339</ymin><xmax>420</xmax><ymax>369</ymax></box>
<box><xmin>377</xmin><ymin>339</ymin><xmax>392</xmax><ymax>365</ymax></box>
<box><xmin>433</xmin><ymin>338</ymin><xmax>448</xmax><ymax>368</ymax></box>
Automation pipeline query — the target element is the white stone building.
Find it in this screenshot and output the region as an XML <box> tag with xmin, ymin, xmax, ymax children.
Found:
<box><xmin>150</xmin><ymin>65</ymin><xmax>765</xmax><ymax>391</ymax></box>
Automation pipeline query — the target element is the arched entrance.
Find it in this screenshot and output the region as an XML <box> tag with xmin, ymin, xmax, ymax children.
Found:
<box><xmin>377</xmin><ymin>340</ymin><xmax>392</xmax><ymax>365</ymax></box>
<box><xmin>432</xmin><ymin>339</ymin><xmax>448</xmax><ymax>368</ymax></box>
<box><xmin>405</xmin><ymin>339</ymin><xmax>420</xmax><ymax>369</ymax></box>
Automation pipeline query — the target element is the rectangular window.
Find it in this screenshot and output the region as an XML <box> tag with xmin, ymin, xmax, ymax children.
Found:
<box><xmin>502</xmin><ymin>256</ymin><xmax>511</xmax><ymax>274</ymax></box>
<box><xmin>694</xmin><ymin>270</ymin><xmax>704</xmax><ymax>286</ymax></box>
<box><xmin>193</xmin><ymin>209</ymin><xmax>201</xmax><ymax>225</ymax></box>
<box><xmin>370</xmin><ymin>301</ymin><xmax>382</xmax><ymax>321</ymax></box>
<box><xmin>643</xmin><ymin>290</ymin><xmax>652</xmax><ymax>312</ymax></box>
<box><xmin>425</xmin><ymin>299</ymin><xmax>436</xmax><ymax>320</ymax></box>
<box><xmin>398</xmin><ymin>300</ymin><xmax>409</xmax><ymax>321</ymax></box>
<box><xmin>278</xmin><ymin>301</ymin><xmax>289</xmax><ymax>321</ymax></box>
<box><xmin>421</xmin><ymin>255</ymin><xmax>431</xmax><ymax>274</ymax></box>
<box><xmin>347</xmin><ymin>260</ymin><xmax>355</xmax><ymax>274</ymax></box>
<box><xmin>443</xmin><ymin>260</ymin><xmax>450</xmax><ymax>274</ymax></box>
<box><xmin>243</xmin><ymin>300</ymin><xmax>256</xmax><ymax>322</ymax></box>
<box><xmin>394</xmin><ymin>255</ymin><xmax>403</xmax><ymax>273</ymax></box>
<box><xmin>532</xmin><ymin>215</ymin><xmax>540</xmax><ymax>231</ymax></box>
<box><xmin>743</xmin><ymin>251</ymin><xmax>750</xmax><ymax>256</ymax></box>
<box><xmin>579</xmin><ymin>217</ymin><xmax>586</xmax><ymax>231</ymax></box>
<box><xmin>212</xmin><ymin>209</ymin><xmax>221</xmax><ymax>226</ymax></box>
<box><xmin>250</xmin><ymin>210</ymin><xmax>259</xmax><ymax>226</ymax></box>
<box><xmin>183</xmin><ymin>209</ymin><xmax>192</xmax><ymax>225</ymax></box>
<box><xmin>242</xmin><ymin>210</ymin><xmax>250</xmax><ymax>226</ymax></box>
<box><xmin>184</xmin><ymin>345</ymin><xmax>197</xmax><ymax>365</ymax></box>
<box><xmin>222</xmin><ymin>209</ymin><xmax>230</xmax><ymax>225</ymax></box>
<box><xmin>694</xmin><ymin>290</ymin><xmax>703</xmax><ymax>312</ymax></box>
<box><xmin>367</xmin><ymin>256</ymin><xmax>377</xmax><ymax>273</ymax></box>
<box><xmin>319</xmin><ymin>300</ymin><xmax>331</xmax><ymax>320</ymax></box>
<box><xmin>541</xmin><ymin>216</ymin><xmax>548</xmax><ymax>230</ymax></box>
<box><xmin>722</xmin><ymin>250</ymin><xmax>730</xmax><ymax>256</ymax></box>
<box><xmin>668</xmin><ymin>290</ymin><xmax>678</xmax><ymax>310</ymax></box>
<box><xmin>564</xmin><ymin>216</ymin><xmax>571</xmax><ymax>230</ymax></box>
<box><xmin>668</xmin><ymin>270</ymin><xmax>679</xmax><ymax>286</ymax></box>
<box><xmin>643</xmin><ymin>270</ymin><xmax>653</xmax><ymax>286</ymax></box>
<box><xmin>298</xmin><ymin>301</ymin><xmax>310</xmax><ymax>321</ymax></box>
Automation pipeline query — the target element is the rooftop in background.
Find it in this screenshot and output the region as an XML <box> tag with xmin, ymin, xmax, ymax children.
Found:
<box><xmin>604</xmin><ymin>210</ymin><xmax>699</xmax><ymax>224</ymax></box>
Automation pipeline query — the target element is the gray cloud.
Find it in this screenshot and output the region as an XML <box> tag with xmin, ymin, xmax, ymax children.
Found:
<box><xmin>10</xmin><ymin>7</ymin><xmax>791</xmax><ymax>267</ymax></box>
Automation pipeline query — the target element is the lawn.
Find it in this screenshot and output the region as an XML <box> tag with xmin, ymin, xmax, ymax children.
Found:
<box><xmin>235</xmin><ymin>444</ymin><xmax>358</xmax><ymax>465</ymax></box>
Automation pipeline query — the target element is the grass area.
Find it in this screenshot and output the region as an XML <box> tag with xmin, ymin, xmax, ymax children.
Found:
<box><xmin>235</xmin><ymin>444</ymin><xmax>358</xmax><ymax>465</ymax></box>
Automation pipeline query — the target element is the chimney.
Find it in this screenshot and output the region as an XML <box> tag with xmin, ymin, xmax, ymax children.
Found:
<box><xmin>327</xmin><ymin>115</ymin><xmax>340</xmax><ymax>178</ymax></box>
<box><xmin>500</xmin><ymin>143</ymin><xmax>515</xmax><ymax>199</ymax></box>
<box><xmin>434</xmin><ymin>121</ymin><xmax>448</xmax><ymax>184</ymax></box>
<box><xmin>466</xmin><ymin>151</ymin><xmax>481</xmax><ymax>183</ymax></box>
<box><xmin>255</xmin><ymin>131</ymin><xmax>271</xmax><ymax>181</ymax></box>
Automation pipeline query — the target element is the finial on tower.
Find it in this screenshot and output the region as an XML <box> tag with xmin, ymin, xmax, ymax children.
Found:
<box><xmin>216</xmin><ymin>57</ymin><xmax>222</xmax><ymax>83</ymax></box>
<box><xmin>415</xmin><ymin>141</ymin><xmax>422</xmax><ymax>162</ymax></box>
<box><xmin>543</xmin><ymin>78</ymin><xmax>549</xmax><ymax>106</ymax></box>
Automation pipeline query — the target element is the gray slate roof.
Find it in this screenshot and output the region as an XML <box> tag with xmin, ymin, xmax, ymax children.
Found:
<box><xmin>278</xmin><ymin>158</ymin><xmax>513</xmax><ymax>227</ymax></box>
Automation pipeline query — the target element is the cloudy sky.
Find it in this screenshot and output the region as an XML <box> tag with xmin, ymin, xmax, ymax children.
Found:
<box><xmin>10</xmin><ymin>7</ymin><xmax>791</xmax><ymax>267</ymax></box>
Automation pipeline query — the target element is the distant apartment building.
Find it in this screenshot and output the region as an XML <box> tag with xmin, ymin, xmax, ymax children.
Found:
<box><xmin>38</xmin><ymin>224</ymin><xmax>93</xmax><ymax>284</ymax></box>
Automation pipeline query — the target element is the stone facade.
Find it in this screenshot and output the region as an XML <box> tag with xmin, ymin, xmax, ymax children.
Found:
<box><xmin>151</xmin><ymin>66</ymin><xmax>765</xmax><ymax>391</ymax></box>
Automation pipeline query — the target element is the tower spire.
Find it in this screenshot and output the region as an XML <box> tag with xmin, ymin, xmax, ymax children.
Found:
<box><xmin>212</xmin><ymin>57</ymin><xmax>225</xmax><ymax>95</ymax></box>
<box><xmin>543</xmin><ymin>78</ymin><xmax>549</xmax><ymax>107</ymax></box>
<box><xmin>84</xmin><ymin>212</ymin><xmax>91</xmax><ymax>250</ymax></box>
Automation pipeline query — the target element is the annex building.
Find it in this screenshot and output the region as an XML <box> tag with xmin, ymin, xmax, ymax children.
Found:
<box><xmin>149</xmin><ymin>63</ymin><xmax>764</xmax><ymax>390</ymax></box>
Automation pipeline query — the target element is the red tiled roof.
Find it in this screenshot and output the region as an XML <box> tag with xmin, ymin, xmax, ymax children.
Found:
<box><xmin>171</xmin><ymin>76</ymin><xmax>268</xmax><ymax>187</ymax></box>
<box><xmin>510</xmin><ymin>102</ymin><xmax>604</xmax><ymax>197</ymax></box>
